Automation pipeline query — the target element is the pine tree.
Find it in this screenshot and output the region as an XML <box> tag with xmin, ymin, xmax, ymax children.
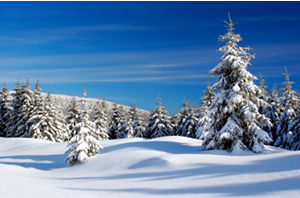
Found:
<box><xmin>274</xmin><ymin>67</ymin><xmax>299</xmax><ymax>149</ymax></box>
<box><xmin>27</xmin><ymin>93</ymin><xmax>68</xmax><ymax>142</ymax></box>
<box><xmin>129</xmin><ymin>102</ymin><xmax>145</xmax><ymax>137</ymax></box>
<box><xmin>0</xmin><ymin>83</ymin><xmax>11</xmax><ymax>137</ymax></box>
<box><xmin>92</xmin><ymin>96</ymin><xmax>109</xmax><ymax>140</ymax></box>
<box><xmin>176</xmin><ymin>98</ymin><xmax>190</xmax><ymax>136</ymax></box>
<box><xmin>109</xmin><ymin>101</ymin><xmax>124</xmax><ymax>139</ymax></box>
<box><xmin>5</xmin><ymin>80</ymin><xmax>22</xmax><ymax>137</ymax></box>
<box><xmin>182</xmin><ymin>101</ymin><xmax>198</xmax><ymax>138</ymax></box>
<box><xmin>288</xmin><ymin>106</ymin><xmax>300</xmax><ymax>150</ymax></box>
<box><xmin>279</xmin><ymin>67</ymin><xmax>298</xmax><ymax>111</ymax></box>
<box><xmin>170</xmin><ymin>107</ymin><xmax>179</xmax><ymax>136</ymax></box>
<box><xmin>6</xmin><ymin>79</ymin><xmax>35</xmax><ymax>137</ymax></box>
<box><xmin>22</xmin><ymin>80</ymin><xmax>43</xmax><ymax>138</ymax></box>
<box><xmin>201</xmin><ymin>14</ymin><xmax>271</xmax><ymax>153</ymax></box>
<box><xmin>65</xmin><ymin>83</ymin><xmax>103</xmax><ymax>165</ymax></box>
<box><xmin>196</xmin><ymin>80</ymin><xmax>215</xmax><ymax>139</ymax></box>
<box><xmin>118</xmin><ymin>119</ymin><xmax>134</xmax><ymax>139</ymax></box>
<box><xmin>261</xmin><ymin>83</ymin><xmax>280</xmax><ymax>144</ymax></box>
<box><xmin>145</xmin><ymin>94</ymin><xmax>172</xmax><ymax>138</ymax></box>
<box><xmin>257</xmin><ymin>72</ymin><xmax>269</xmax><ymax>114</ymax></box>
<box><xmin>66</xmin><ymin>96</ymin><xmax>80</xmax><ymax>139</ymax></box>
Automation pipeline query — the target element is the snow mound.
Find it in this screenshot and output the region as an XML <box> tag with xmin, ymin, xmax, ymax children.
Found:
<box><xmin>0</xmin><ymin>137</ymin><xmax>300</xmax><ymax>198</ymax></box>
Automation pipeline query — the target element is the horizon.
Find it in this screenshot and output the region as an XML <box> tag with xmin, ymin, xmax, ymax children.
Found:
<box><xmin>0</xmin><ymin>2</ymin><xmax>299</xmax><ymax>114</ymax></box>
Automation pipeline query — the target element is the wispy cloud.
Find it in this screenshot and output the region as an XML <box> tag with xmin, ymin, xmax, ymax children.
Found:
<box><xmin>239</xmin><ymin>15</ymin><xmax>300</xmax><ymax>22</ymax></box>
<box><xmin>0</xmin><ymin>49</ymin><xmax>215</xmax><ymax>85</ymax></box>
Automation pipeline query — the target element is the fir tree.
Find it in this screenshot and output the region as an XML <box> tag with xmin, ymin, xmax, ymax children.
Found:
<box><xmin>6</xmin><ymin>79</ymin><xmax>35</xmax><ymax>137</ymax></box>
<box><xmin>196</xmin><ymin>80</ymin><xmax>215</xmax><ymax>139</ymax></box>
<box><xmin>65</xmin><ymin>83</ymin><xmax>103</xmax><ymax>165</ymax></box>
<box><xmin>66</xmin><ymin>96</ymin><xmax>80</xmax><ymax>139</ymax></box>
<box><xmin>109</xmin><ymin>101</ymin><xmax>124</xmax><ymax>139</ymax></box>
<box><xmin>145</xmin><ymin>94</ymin><xmax>172</xmax><ymax>138</ymax></box>
<box><xmin>5</xmin><ymin>80</ymin><xmax>22</xmax><ymax>137</ymax></box>
<box><xmin>257</xmin><ymin>72</ymin><xmax>269</xmax><ymax>114</ymax></box>
<box><xmin>92</xmin><ymin>96</ymin><xmax>109</xmax><ymax>140</ymax></box>
<box><xmin>170</xmin><ymin>107</ymin><xmax>179</xmax><ymax>136</ymax></box>
<box><xmin>201</xmin><ymin>14</ymin><xmax>271</xmax><ymax>153</ymax></box>
<box><xmin>27</xmin><ymin>93</ymin><xmax>68</xmax><ymax>141</ymax></box>
<box><xmin>279</xmin><ymin>67</ymin><xmax>298</xmax><ymax>111</ymax></box>
<box><xmin>182</xmin><ymin>101</ymin><xmax>198</xmax><ymax>138</ymax></box>
<box><xmin>287</xmin><ymin>106</ymin><xmax>300</xmax><ymax>150</ymax></box>
<box><xmin>22</xmin><ymin>80</ymin><xmax>43</xmax><ymax>138</ymax></box>
<box><xmin>129</xmin><ymin>102</ymin><xmax>145</xmax><ymax>137</ymax></box>
<box><xmin>0</xmin><ymin>83</ymin><xmax>10</xmax><ymax>137</ymax></box>
<box><xmin>261</xmin><ymin>83</ymin><xmax>280</xmax><ymax>144</ymax></box>
<box><xmin>118</xmin><ymin>120</ymin><xmax>134</xmax><ymax>139</ymax></box>
<box><xmin>176</xmin><ymin>98</ymin><xmax>190</xmax><ymax>136</ymax></box>
<box><xmin>274</xmin><ymin>67</ymin><xmax>299</xmax><ymax>149</ymax></box>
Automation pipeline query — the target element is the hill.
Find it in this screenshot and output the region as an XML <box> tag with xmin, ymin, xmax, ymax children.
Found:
<box><xmin>0</xmin><ymin>136</ymin><xmax>299</xmax><ymax>197</ymax></box>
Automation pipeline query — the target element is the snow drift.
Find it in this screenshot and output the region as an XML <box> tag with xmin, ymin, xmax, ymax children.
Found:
<box><xmin>0</xmin><ymin>136</ymin><xmax>299</xmax><ymax>198</ymax></box>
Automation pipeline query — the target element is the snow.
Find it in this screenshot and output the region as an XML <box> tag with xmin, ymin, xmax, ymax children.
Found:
<box><xmin>0</xmin><ymin>136</ymin><xmax>299</xmax><ymax>198</ymax></box>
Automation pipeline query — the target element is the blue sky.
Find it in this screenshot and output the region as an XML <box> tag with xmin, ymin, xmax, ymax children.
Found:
<box><xmin>0</xmin><ymin>1</ymin><xmax>299</xmax><ymax>114</ymax></box>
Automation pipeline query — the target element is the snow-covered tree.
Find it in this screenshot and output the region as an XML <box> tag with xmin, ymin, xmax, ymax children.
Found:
<box><xmin>196</xmin><ymin>80</ymin><xmax>215</xmax><ymax>139</ymax></box>
<box><xmin>66</xmin><ymin>96</ymin><xmax>81</xmax><ymax>139</ymax></box>
<box><xmin>181</xmin><ymin>101</ymin><xmax>198</xmax><ymax>138</ymax></box>
<box><xmin>261</xmin><ymin>83</ymin><xmax>280</xmax><ymax>144</ymax></box>
<box><xmin>144</xmin><ymin>94</ymin><xmax>172</xmax><ymax>138</ymax></box>
<box><xmin>6</xmin><ymin>79</ymin><xmax>35</xmax><ymax>137</ymax></box>
<box><xmin>109</xmin><ymin>102</ymin><xmax>124</xmax><ymax>139</ymax></box>
<box><xmin>26</xmin><ymin>93</ymin><xmax>68</xmax><ymax>142</ymax></box>
<box><xmin>117</xmin><ymin>120</ymin><xmax>134</xmax><ymax>139</ymax></box>
<box><xmin>176</xmin><ymin>98</ymin><xmax>190</xmax><ymax>136</ymax></box>
<box><xmin>279</xmin><ymin>67</ymin><xmax>298</xmax><ymax>112</ymax></box>
<box><xmin>65</xmin><ymin>83</ymin><xmax>103</xmax><ymax>165</ymax></box>
<box><xmin>92</xmin><ymin>96</ymin><xmax>109</xmax><ymax>140</ymax></box>
<box><xmin>0</xmin><ymin>83</ymin><xmax>11</xmax><ymax>136</ymax></box>
<box><xmin>257</xmin><ymin>72</ymin><xmax>269</xmax><ymax>114</ymax></box>
<box><xmin>274</xmin><ymin>67</ymin><xmax>299</xmax><ymax>149</ymax></box>
<box><xmin>129</xmin><ymin>102</ymin><xmax>145</xmax><ymax>137</ymax></box>
<box><xmin>201</xmin><ymin>14</ymin><xmax>272</xmax><ymax>153</ymax></box>
<box><xmin>287</xmin><ymin>106</ymin><xmax>300</xmax><ymax>150</ymax></box>
<box><xmin>22</xmin><ymin>80</ymin><xmax>43</xmax><ymax>138</ymax></box>
<box><xmin>5</xmin><ymin>80</ymin><xmax>21</xmax><ymax>137</ymax></box>
<box><xmin>170</xmin><ymin>107</ymin><xmax>179</xmax><ymax>136</ymax></box>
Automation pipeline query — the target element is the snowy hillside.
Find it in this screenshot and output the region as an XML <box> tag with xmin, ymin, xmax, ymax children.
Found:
<box><xmin>44</xmin><ymin>93</ymin><xmax>149</xmax><ymax>116</ymax></box>
<box><xmin>1</xmin><ymin>136</ymin><xmax>299</xmax><ymax>198</ymax></box>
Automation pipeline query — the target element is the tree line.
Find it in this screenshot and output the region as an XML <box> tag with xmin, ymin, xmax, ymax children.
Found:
<box><xmin>0</xmin><ymin>14</ymin><xmax>299</xmax><ymax>165</ymax></box>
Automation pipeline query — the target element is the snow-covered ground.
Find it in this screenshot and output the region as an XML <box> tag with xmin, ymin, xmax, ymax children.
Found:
<box><xmin>0</xmin><ymin>136</ymin><xmax>299</xmax><ymax>198</ymax></box>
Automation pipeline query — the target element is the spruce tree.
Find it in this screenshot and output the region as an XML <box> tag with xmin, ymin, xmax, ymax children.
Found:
<box><xmin>129</xmin><ymin>102</ymin><xmax>145</xmax><ymax>137</ymax></box>
<box><xmin>22</xmin><ymin>80</ymin><xmax>43</xmax><ymax>138</ymax></box>
<box><xmin>182</xmin><ymin>101</ymin><xmax>198</xmax><ymax>138</ymax></box>
<box><xmin>288</xmin><ymin>106</ymin><xmax>300</xmax><ymax>150</ymax></box>
<box><xmin>196</xmin><ymin>80</ymin><xmax>215</xmax><ymax>139</ymax></box>
<box><xmin>5</xmin><ymin>80</ymin><xmax>22</xmax><ymax>137</ymax></box>
<box><xmin>109</xmin><ymin>101</ymin><xmax>124</xmax><ymax>139</ymax></box>
<box><xmin>201</xmin><ymin>14</ymin><xmax>271</xmax><ymax>153</ymax></box>
<box><xmin>118</xmin><ymin>120</ymin><xmax>134</xmax><ymax>139</ymax></box>
<box><xmin>176</xmin><ymin>98</ymin><xmax>190</xmax><ymax>136</ymax></box>
<box><xmin>274</xmin><ymin>67</ymin><xmax>299</xmax><ymax>149</ymax></box>
<box><xmin>66</xmin><ymin>96</ymin><xmax>80</xmax><ymax>139</ymax></box>
<box><xmin>170</xmin><ymin>107</ymin><xmax>179</xmax><ymax>136</ymax></box>
<box><xmin>92</xmin><ymin>96</ymin><xmax>109</xmax><ymax>140</ymax></box>
<box><xmin>145</xmin><ymin>94</ymin><xmax>172</xmax><ymax>138</ymax></box>
<box><xmin>65</xmin><ymin>83</ymin><xmax>103</xmax><ymax>165</ymax></box>
<box><xmin>261</xmin><ymin>83</ymin><xmax>280</xmax><ymax>144</ymax></box>
<box><xmin>27</xmin><ymin>93</ymin><xmax>68</xmax><ymax>142</ymax></box>
<box><xmin>6</xmin><ymin>79</ymin><xmax>34</xmax><ymax>137</ymax></box>
<box><xmin>257</xmin><ymin>72</ymin><xmax>269</xmax><ymax>114</ymax></box>
<box><xmin>0</xmin><ymin>83</ymin><xmax>10</xmax><ymax>137</ymax></box>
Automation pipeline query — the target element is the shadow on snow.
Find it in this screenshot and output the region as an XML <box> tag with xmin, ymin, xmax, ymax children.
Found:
<box><xmin>0</xmin><ymin>154</ymin><xmax>67</xmax><ymax>170</ymax></box>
